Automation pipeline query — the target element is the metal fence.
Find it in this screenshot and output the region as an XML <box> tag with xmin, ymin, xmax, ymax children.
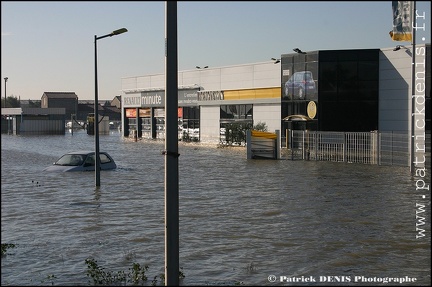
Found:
<box><xmin>285</xmin><ymin>130</ymin><xmax>411</xmax><ymax>166</ymax></box>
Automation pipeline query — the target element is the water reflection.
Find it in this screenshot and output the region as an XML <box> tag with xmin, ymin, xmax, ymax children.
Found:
<box><xmin>1</xmin><ymin>131</ymin><xmax>430</xmax><ymax>286</ymax></box>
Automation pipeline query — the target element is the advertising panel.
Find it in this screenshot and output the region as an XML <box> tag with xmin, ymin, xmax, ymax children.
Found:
<box><xmin>154</xmin><ymin>108</ymin><xmax>165</xmax><ymax>118</ymax></box>
<box><xmin>125</xmin><ymin>108</ymin><xmax>137</xmax><ymax>118</ymax></box>
<box><xmin>139</xmin><ymin>108</ymin><xmax>151</xmax><ymax>117</ymax></box>
<box><xmin>281</xmin><ymin>53</ymin><xmax>318</xmax><ymax>102</ymax></box>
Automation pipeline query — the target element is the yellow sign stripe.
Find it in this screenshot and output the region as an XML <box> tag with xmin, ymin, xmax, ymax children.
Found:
<box><xmin>251</xmin><ymin>130</ymin><xmax>277</xmax><ymax>139</ymax></box>
<box><xmin>224</xmin><ymin>88</ymin><xmax>280</xmax><ymax>100</ymax></box>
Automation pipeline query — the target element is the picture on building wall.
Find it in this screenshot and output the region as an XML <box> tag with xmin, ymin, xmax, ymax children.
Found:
<box><xmin>125</xmin><ymin>108</ymin><xmax>136</xmax><ymax>118</ymax></box>
<box><xmin>281</xmin><ymin>54</ymin><xmax>318</xmax><ymax>102</ymax></box>
<box><xmin>284</xmin><ymin>71</ymin><xmax>316</xmax><ymax>100</ymax></box>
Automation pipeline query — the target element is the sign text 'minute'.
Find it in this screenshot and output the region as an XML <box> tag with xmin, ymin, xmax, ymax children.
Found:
<box><xmin>142</xmin><ymin>94</ymin><xmax>162</xmax><ymax>105</ymax></box>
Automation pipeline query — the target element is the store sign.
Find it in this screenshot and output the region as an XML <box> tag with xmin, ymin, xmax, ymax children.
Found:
<box><xmin>124</xmin><ymin>90</ymin><xmax>199</xmax><ymax>107</ymax></box>
<box><xmin>307</xmin><ymin>101</ymin><xmax>317</xmax><ymax>119</ymax></box>
<box><xmin>178</xmin><ymin>89</ymin><xmax>198</xmax><ymax>106</ymax></box>
<box><xmin>197</xmin><ymin>90</ymin><xmax>224</xmax><ymax>101</ymax></box>
<box><xmin>123</xmin><ymin>94</ymin><xmax>141</xmax><ymax>107</ymax></box>
<box><xmin>142</xmin><ymin>94</ymin><xmax>163</xmax><ymax>106</ymax></box>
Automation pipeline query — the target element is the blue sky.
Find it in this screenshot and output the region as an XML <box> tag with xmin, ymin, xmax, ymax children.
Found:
<box><xmin>1</xmin><ymin>1</ymin><xmax>431</xmax><ymax>101</ymax></box>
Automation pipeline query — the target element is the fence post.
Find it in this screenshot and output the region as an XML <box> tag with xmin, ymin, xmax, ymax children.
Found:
<box><xmin>370</xmin><ymin>130</ymin><xmax>378</xmax><ymax>165</ymax></box>
<box><xmin>291</xmin><ymin>129</ymin><xmax>295</xmax><ymax>160</ymax></box>
<box><xmin>302</xmin><ymin>131</ymin><xmax>305</xmax><ymax>160</ymax></box>
<box><xmin>378</xmin><ymin>131</ymin><xmax>381</xmax><ymax>165</ymax></box>
<box><xmin>391</xmin><ymin>131</ymin><xmax>394</xmax><ymax>166</ymax></box>
<box><xmin>276</xmin><ymin>130</ymin><xmax>280</xmax><ymax>159</ymax></box>
<box><xmin>343</xmin><ymin>132</ymin><xmax>346</xmax><ymax>163</ymax></box>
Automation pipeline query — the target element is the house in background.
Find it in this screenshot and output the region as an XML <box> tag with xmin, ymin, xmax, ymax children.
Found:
<box><xmin>41</xmin><ymin>92</ymin><xmax>78</xmax><ymax>120</ymax></box>
<box><xmin>111</xmin><ymin>95</ymin><xmax>121</xmax><ymax>109</ymax></box>
<box><xmin>76</xmin><ymin>99</ymin><xmax>121</xmax><ymax>123</ymax></box>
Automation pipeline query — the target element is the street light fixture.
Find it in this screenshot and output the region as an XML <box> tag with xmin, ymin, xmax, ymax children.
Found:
<box><xmin>293</xmin><ymin>48</ymin><xmax>306</xmax><ymax>54</ymax></box>
<box><xmin>196</xmin><ymin>66</ymin><xmax>208</xmax><ymax>69</ymax></box>
<box><xmin>271</xmin><ymin>58</ymin><xmax>280</xmax><ymax>64</ymax></box>
<box><xmin>4</xmin><ymin>77</ymin><xmax>8</xmax><ymax>108</ymax></box>
<box><xmin>393</xmin><ymin>45</ymin><xmax>406</xmax><ymax>51</ymax></box>
<box><xmin>94</xmin><ymin>27</ymin><xmax>127</xmax><ymax>187</ymax></box>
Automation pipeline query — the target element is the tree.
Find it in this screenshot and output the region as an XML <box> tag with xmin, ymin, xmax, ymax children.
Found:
<box><xmin>253</xmin><ymin>121</ymin><xmax>268</xmax><ymax>132</ymax></box>
<box><xmin>2</xmin><ymin>95</ymin><xmax>21</xmax><ymax>108</ymax></box>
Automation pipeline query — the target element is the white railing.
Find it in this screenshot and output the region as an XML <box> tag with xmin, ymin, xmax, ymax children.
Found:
<box><xmin>285</xmin><ymin>130</ymin><xmax>411</xmax><ymax>166</ymax></box>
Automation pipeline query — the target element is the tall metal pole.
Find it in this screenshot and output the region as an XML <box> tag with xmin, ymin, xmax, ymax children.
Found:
<box><xmin>4</xmin><ymin>77</ymin><xmax>9</xmax><ymax>134</ymax></box>
<box><xmin>93</xmin><ymin>28</ymin><xmax>127</xmax><ymax>187</ymax></box>
<box><xmin>94</xmin><ymin>35</ymin><xmax>101</xmax><ymax>187</ymax></box>
<box><xmin>4</xmin><ymin>77</ymin><xmax>7</xmax><ymax>108</ymax></box>
<box><xmin>165</xmin><ymin>1</ymin><xmax>179</xmax><ymax>285</ymax></box>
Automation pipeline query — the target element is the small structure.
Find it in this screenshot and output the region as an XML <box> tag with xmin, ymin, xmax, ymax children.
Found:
<box><xmin>246</xmin><ymin>130</ymin><xmax>280</xmax><ymax>159</ymax></box>
<box><xmin>1</xmin><ymin>107</ymin><xmax>66</xmax><ymax>135</ymax></box>
<box><xmin>86</xmin><ymin>113</ymin><xmax>110</xmax><ymax>135</ymax></box>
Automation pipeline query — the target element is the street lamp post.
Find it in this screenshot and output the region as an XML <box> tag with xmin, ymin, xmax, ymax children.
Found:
<box><xmin>4</xmin><ymin>77</ymin><xmax>9</xmax><ymax>134</ymax></box>
<box><xmin>94</xmin><ymin>28</ymin><xmax>127</xmax><ymax>187</ymax></box>
<box><xmin>4</xmin><ymin>77</ymin><xmax>8</xmax><ymax>108</ymax></box>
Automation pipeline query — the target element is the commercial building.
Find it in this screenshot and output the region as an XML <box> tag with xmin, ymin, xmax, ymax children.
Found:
<box><xmin>120</xmin><ymin>44</ymin><xmax>430</xmax><ymax>148</ymax></box>
<box><xmin>121</xmin><ymin>61</ymin><xmax>281</xmax><ymax>143</ymax></box>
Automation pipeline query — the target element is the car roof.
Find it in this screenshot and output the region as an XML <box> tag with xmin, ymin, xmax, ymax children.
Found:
<box><xmin>66</xmin><ymin>151</ymin><xmax>94</xmax><ymax>155</ymax></box>
<box><xmin>65</xmin><ymin>151</ymin><xmax>110</xmax><ymax>155</ymax></box>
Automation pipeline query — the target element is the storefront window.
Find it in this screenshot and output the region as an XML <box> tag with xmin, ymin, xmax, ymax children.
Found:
<box><xmin>220</xmin><ymin>104</ymin><xmax>253</xmax><ymax>119</ymax></box>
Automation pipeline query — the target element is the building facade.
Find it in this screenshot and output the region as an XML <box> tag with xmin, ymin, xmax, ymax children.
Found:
<box><xmin>120</xmin><ymin>45</ymin><xmax>430</xmax><ymax>147</ymax></box>
<box><xmin>121</xmin><ymin>61</ymin><xmax>281</xmax><ymax>143</ymax></box>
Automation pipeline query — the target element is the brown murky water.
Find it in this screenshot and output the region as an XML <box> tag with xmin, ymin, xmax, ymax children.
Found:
<box><xmin>1</xmin><ymin>130</ymin><xmax>430</xmax><ymax>286</ymax></box>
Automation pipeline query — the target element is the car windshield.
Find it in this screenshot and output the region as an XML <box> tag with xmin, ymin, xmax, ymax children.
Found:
<box><xmin>55</xmin><ymin>154</ymin><xmax>85</xmax><ymax>166</ymax></box>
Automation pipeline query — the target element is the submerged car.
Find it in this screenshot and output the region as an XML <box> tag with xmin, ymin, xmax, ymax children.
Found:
<box><xmin>43</xmin><ymin>151</ymin><xmax>117</xmax><ymax>172</ymax></box>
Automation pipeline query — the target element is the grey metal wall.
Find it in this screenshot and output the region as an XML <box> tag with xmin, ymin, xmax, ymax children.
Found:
<box><xmin>20</xmin><ymin>120</ymin><xmax>65</xmax><ymax>135</ymax></box>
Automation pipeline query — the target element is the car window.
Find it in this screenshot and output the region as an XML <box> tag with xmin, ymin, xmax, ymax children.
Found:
<box><xmin>100</xmin><ymin>153</ymin><xmax>112</xmax><ymax>164</ymax></box>
<box><xmin>84</xmin><ymin>155</ymin><xmax>95</xmax><ymax>166</ymax></box>
<box><xmin>56</xmin><ymin>154</ymin><xmax>84</xmax><ymax>166</ymax></box>
<box><xmin>72</xmin><ymin>155</ymin><xmax>84</xmax><ymax>166</ymax></box>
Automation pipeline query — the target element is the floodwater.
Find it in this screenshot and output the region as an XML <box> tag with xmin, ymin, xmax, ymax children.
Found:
<box><xmin>1</xmin><ymin>130</ymin><xmax>430</xmax><ymax>286</ymax></box>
